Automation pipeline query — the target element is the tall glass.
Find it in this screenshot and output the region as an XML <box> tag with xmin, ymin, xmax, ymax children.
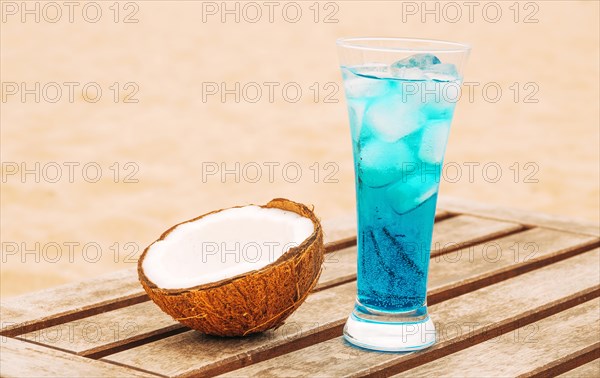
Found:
<box><xmin>338</xmin><ymin>38</ymin><xmax>470</xmax><ymax>352</ymax></box>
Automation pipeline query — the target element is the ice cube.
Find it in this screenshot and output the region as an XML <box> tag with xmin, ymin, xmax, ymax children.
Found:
<box><xmin>343</xmin><ymin>75</ymin><xmax>390</xmax><ymax>99</ymax></box>
<box><xmin>418</xmin><ymin>120</ymin><xmax>451</xmax><ymax>164</ymax></box>
<box><xmin>389</xmin><ymin>54</ymin><xmax>458</xmax><ymax>82</ymax></box>
<box><xmin>385</xmin><ymin>174</ymin><xmax>438</xmax><ymax>214</ymax></box>
<box><xmin>424</xmin><ymin>99</ymin><xmax>456</xmax><ymax>121</ymax></box>
<box><xmin>342</xmin><ymin>66</ymin><xmax>391</xmax><ymax>98</ymax></box>
<box><xmin>351</xmin><ymin>63</ymin><xmax>397</xmax><ymax>79</ymax></box>
<box><xmin>424</xmin><ymin>63</ymin><xmax>459</xmax><ymax>82</ymax></box>
<box><xmin>358</xmin><ymin>138</ymin><xmax>416</xmax><ymax>188</ymax></box>
<box><xmin>363</xmin><ymin>94</ymin><xmax>427</xmax><ymax>143</ymax></box>
<box><xmin>418</xmin><ymin>81</ymin><xmax>459</xmax><ymax>119</ymax></box>
<box><xmin>389</xmin><ymin>66</ymin><xmax>427</xmax><ymax>80</ymax></box>
<box><xmin>347</xmin><ymin>99</ymin><xmax>366</xmax><ymax>142</ymax></box>
<box><xmin>392</xmin><ymin>54</ymin><xmax>441</xmax><ymax>69</ymax></box>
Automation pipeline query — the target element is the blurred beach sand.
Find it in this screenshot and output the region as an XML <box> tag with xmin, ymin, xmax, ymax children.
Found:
<box><xmin>1</xmin><ymin>1</ymin><xmax>598</xmax><ymax>297</ymax></box>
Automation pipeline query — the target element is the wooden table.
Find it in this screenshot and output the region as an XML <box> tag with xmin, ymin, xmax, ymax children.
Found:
<box><xmin>2</xmin><ymin>198</ymin><xmax>599</xmax><ymax>377</ymax></box>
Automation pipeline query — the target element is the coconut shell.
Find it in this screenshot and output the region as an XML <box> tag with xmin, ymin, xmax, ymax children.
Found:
<box><xmin>138</xmin><ymin>198</ymin><xmax>325</xmax><ymax>337</ymax></box>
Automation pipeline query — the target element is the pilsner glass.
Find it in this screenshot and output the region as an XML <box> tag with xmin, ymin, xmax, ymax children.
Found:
<box><xmin>337</xmin><ymin>37</ymin><xmax>470</xmax><ymax>352</ymax></box>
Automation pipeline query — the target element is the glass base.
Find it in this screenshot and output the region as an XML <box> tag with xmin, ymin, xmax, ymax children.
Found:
<box><xmin>343</xmin><ymin>303</ymin><xmax>436</xmax><ymax>352</ymax></box>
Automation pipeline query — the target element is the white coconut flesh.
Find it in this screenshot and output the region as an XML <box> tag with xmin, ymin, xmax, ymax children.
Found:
<box><xmin>143</xmin><ymin>206</ymin><xmax>315</xmax><ymax>289</ymax></box>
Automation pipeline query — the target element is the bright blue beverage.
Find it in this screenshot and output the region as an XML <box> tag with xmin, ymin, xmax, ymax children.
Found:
<box><xmin>342</xmin><ymin>58</ymin><xmax>460</xmax><ymax>313</ymax></box>
<box><xmin>339</xmin><ymin>39</ymin><xmax>470</xmax><ymax>353</ymax></box>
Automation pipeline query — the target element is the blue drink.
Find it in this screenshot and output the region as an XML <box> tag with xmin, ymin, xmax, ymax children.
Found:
<box><xmin>343</xmin><ymin>64</ymin><xmax>458</xmax><ymax>313</ymax></box>
<box><xmin>338</xmin><ymin>39</ymin><xmax>470</xmax><ymax>352</ymax></box>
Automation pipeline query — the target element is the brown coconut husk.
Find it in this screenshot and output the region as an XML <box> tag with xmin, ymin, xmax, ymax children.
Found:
<box><xmin>138</xmin><ymin>198</ymin><xmax>325</xmax><ymax>337</ymax></box>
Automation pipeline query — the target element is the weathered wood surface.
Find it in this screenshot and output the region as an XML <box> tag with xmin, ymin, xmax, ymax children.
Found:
<box><xmin>521</xmin><ymin>344</ymin><xmax>600</xmax><ymax>378</ymax></box>
<box><xmin>16</xmin><ymin>300</ymin><xmax>181</xmax><ymax>358</ymax></box>
<box><xmin>0</xmin><ymin>337</ymin><xmax>157</xmax><ymax>378</ymax></box>
<box><xmin>2</xmin><ymin>202</ymin><xmax>599</xmax><ymax>378</ymax></box>
<box><xmin>104</xmin><ymin>282</ymin><xmax>355</xmax><ymax>377</ymax></box>
<box><xmin>22</xmin><ymin>216</ymin><xmax>547</xmax><ymax>360</ymax></box>
<box><xmin>429</xmin><ymin>214</ymin><xmax>523</xmax><ymax>256</ymax></box>
<box><xmin>394</xmin><ymin>298</ymin><xmax>599</xmax><ymax>377</ymax></box>
<box><xmin>0</xmin><ymin>214</ymin><xmax>365</xmax><ymax>337</ymax></box>
<box><xmin>439</xmin><ymin>197</ymin><xmax>600</xmax><ymax>237</ymax></box>
<box><xmin>18</xmin><ymin>250</ymin><xmax>364</xmax><ymax>358</ymax></box>
<box><xmin>16</xmin><ymin>240</ymin><xmax>365</xmax><ymax>358</ymax></box>
<box><xmin>217</xmin><ymin>249</ymin><xmax>600</xmax><ymax>377</ymax></box>
<box><xmin>0</xmin><ymin>209</ymin><xmax>450</xmax><ymax>339</ymax></box>
<box><xmin>105</xmin><ymin>249</ymin><xmax>599</xmax><ymax>377</ymax></box>
<box><xmin>0</xmin><ymin>269</ymin><xmax>143</xmax><ymax>337</ymax></box>
<box><xmin>427</xmin><ymin>227</ymin><xmax>598</xmax><ymax>304</ymax></box>
<box><xmin>557</xmin><ymin>359</ymin><xmax>600</xmax><ymax>377</ymax></box>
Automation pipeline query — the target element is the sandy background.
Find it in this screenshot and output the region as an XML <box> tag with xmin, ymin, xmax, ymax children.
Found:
<box><xmin>1</xmin><ymin>1</ymin><xmax>598</xmax><ymax>297</ymax></box>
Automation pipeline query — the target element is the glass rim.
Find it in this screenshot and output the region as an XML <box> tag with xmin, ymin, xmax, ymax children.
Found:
<box><xmin>336</xmin><ymin>37</ymin><xmax>471</xmax><ymax>54</ymax></box>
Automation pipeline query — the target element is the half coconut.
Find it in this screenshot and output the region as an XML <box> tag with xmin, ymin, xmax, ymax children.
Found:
<box><xmin>138</xmin><ymin>198</ymin><xmax>324</xmax><ymax>337</ymax></box>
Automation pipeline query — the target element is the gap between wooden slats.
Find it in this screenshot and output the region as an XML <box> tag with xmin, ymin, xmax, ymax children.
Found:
<box><xmin>555</xmin><ymin>357</ymin><xmax>600</xmax><ymax>378</ymax></box>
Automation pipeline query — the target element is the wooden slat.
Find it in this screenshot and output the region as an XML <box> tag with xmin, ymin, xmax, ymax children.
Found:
<box><xmin>322</xmin><ymin>214</ymin><xmax>360</xmax><ymax>252</ymax></box>
<box><xmin>439</xmin><ymin>196</ymin><xmax>600</xmax><ymax>237</ymax></box>
<box><xmin>20</xmin><ymin>215</ymin><xmax>529</xmax><ymax>358</ymax></box>
<box><xmin>430</xmin><ymin>215</ymin><xmax>523</xmax><ymax>256</ymax></box>
<box><xmin>316</xmin><ymin>247</ymin><xmax>357</xmax><ymax>291</ymax></box>
<box><xmin>215</xmin><ymin>249</ymin><xmax>600</xmax><ymax>377</ymax></box>
<box><xmin>103</xmin><ymin>248</ymin><xmax>599</xmax><ymax>377</ymax></box>
<box><xmin>0</xmin><ymin>337</ymin><xmax>158</xmax><ymax>378</ymax></box>
<box><xmin>521</xmin><ymin>344</ymin><xmax>600</xmax><ymax>378</ymax></box>
<box><xmin>435</xmin><ymin>209</ymin><xmax>451</xmax><ymax>220</ymax></box>
<box><xmin>557</xmin><ymin>359</ymin><xmax>600</xmax><ymax>377</ymax></box>
<box><xmin>0</xmin><ymin>215</ymin><xmax>360</xmax><ymax>337</ymax></box>
<box><xmin>0</xmin><ymin>269</ymin><xmax>143</xmax><ymax>337</ymax></box>
<box><xmin>394</xmin><ymin>299</ymin><xmax>599</xmax><ymax>377</ymax></box>
<box><xmin>321</xmin><ymin>215</ymin><xmax>358</xmax><ymax>250</ymax></box>
<box><xmin>428</xmin><ymin>227</ymin><xmax>599</xmax><ymax>304</ymax></box>
<box><xmin>16</xmin><ymin>301</ymin><xmax>181</xmax><ymax>358</ymax></box>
